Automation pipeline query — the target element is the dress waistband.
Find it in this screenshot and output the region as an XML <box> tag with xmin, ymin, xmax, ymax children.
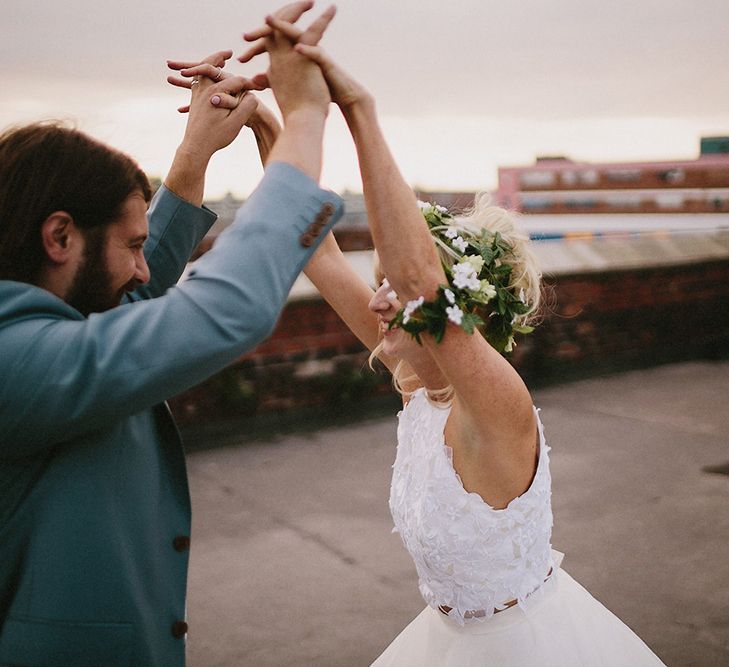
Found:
<box><xmin>437</xmin><ymin>549</ymin><xmax>565</xmax><ymax>623</ymax></box>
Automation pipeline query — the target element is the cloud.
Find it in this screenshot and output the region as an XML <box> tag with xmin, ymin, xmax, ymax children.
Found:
<box><xmin>4</xmin><ymin>0</ymin><xmax>728</xmax><ymax>118</ymax></box>
<box><xmin>2</xmin><ymin>0</ymin><xmax>727</xmax><ymax>196</ymax></box>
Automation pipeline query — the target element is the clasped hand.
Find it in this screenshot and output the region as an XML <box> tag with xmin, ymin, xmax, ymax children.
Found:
<box><xmin>166</xmin><ymin>0</ymin><xmax>371</xmax><ymax>167</ymax></box>
<box><xmin>166</xmin><ymin>50</ymin><xmax>262</xmax><ymax>161</ymax></box>
<box><xmin>242</xmin><ymin>3</ymin><xmax>369</xmax><ymax>111</ymax></box>
<box><xmin>168</xmin><ymin>2</ymin><xmax>333</xmax><ymax>136</ymax></box>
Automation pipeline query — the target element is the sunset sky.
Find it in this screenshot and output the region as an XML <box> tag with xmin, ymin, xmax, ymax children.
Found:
<box><xmin>3</xmin><ymin>0</ymin><xmax>728</xmax><ymax>197</ymax></box>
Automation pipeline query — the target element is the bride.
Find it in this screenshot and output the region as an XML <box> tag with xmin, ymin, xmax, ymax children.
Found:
<box><xmin>177</xmin><ymin>4</ymin><xmax>668</xmax><ymax>664</ymax></box>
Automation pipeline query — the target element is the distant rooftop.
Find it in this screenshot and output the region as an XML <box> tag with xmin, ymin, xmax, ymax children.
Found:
<box><xmin>503</xmin><ymin>136</ymin><xmax>729</xmax><ymax>173</ymax></box>
<box><xmin>286</xmin><ymin>229</ymin><xmax>729</xmax><ymax>300</ymax></box>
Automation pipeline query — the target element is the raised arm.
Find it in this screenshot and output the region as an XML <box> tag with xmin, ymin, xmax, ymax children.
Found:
<box><xmin>168</xmin><ymin>55</ymin><xmax>281</xmax><ymax>169</ymax></box>
<box><xmin>130</xmin><ymin>50</ymin><xmax>261</xmax><ymax>301</ymax></box>
<box><xmin>240</xmin><ymin>6</ymin><xmax>399</xmax><ymax>367</ymax></box>
<box><xmin>282</xmin><ymin>35</ymin><xmax>538</xmax><ymax>504</ymax></box>
<box><xmin>247</xmin><ymin>103</ymin><xmax>282</xmax><ymax>167</ymax></box>
<box><xmin>1</xmin><ymin>5</ymin><xmax>345</xmax><ymax>458</ymax></box>
<box><xmin>0</xmin><ymin>163</ymin><xmax>343</xmax><ymax>458</ymax></box>
<box><xmin>262</xmin><ymin>11</ymin><xmax>445</xmax><ymax>301</ymax></box>
<box><xmin>165</xmin><ymin>50</ymin><xmax>259</xmax><ymax>205</ymax></box>
<box><xmin>302</xmin><ymin>231</ymin><xmax>402</xmax><ymax>374</ymax></box>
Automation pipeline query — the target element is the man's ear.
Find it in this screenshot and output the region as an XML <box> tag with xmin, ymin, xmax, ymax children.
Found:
<box><xmin>40</xmin><ymin>212</ymin><xmax>79</xmax><ymax>264</ymax></box>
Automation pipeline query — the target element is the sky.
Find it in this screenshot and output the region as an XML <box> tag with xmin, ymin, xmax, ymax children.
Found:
<box><xmin>2</xmin><ymin>0</ymin><xmax>728</xmax><ymax>198</ymax></box>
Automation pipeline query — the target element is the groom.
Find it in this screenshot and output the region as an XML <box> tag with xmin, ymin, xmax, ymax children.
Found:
<box><xmin>0</xmin><ymin>3</ymin><xmax>336</xmax><ymax>665</ymax></box>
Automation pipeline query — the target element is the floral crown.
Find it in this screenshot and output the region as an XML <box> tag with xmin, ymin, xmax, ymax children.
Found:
<box><xmin>389</xmin><ymin>201</ymin><xmax>535</xmax><ymax>353</ymax></box>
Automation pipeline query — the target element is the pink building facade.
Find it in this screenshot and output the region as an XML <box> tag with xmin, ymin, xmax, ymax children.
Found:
<box><xmin>496</xmin><ymin>138</ymin><xmax>729</xmax><ymax>215</ymax></box>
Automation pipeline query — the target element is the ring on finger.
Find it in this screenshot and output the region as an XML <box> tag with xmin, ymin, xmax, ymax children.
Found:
<box><xmin>214</xmin><ymin>67</ymin><xmax>222</xmax><ymax>81</ymax></box>
<box><xmin>190</xmin><ymin>78</ymin><xmax>200</xmax><ymax>86</ymax></box>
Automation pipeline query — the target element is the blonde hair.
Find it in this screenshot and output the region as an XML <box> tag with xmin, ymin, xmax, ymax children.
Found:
<box><xmin>369</xmin><ymin>194</ymin><xmax>542</xmax><ymax>404</ymax></box>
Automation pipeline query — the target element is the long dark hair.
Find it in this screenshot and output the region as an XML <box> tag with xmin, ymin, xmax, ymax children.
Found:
<box><xmin>0</xmin><ymin>121</ymin><xmax>151</xmax><ymax>283</ymax></box>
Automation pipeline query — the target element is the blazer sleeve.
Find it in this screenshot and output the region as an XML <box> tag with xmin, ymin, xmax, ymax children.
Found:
<box><xmin>125</xmin><ymin>185</ymin><xmax>218</xmax><ymax>301</ymax></box>
<box><xmin>0</xmin><ymin>162</ymin><xmax>343</xmax><ymax>458</ymax></box>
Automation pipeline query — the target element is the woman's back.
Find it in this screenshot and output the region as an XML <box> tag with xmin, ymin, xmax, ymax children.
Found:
<box><xmin>390</xmin><ymin>388</ymin><xmax>555</xmax><ymax>625</ymax></box>
<box><xmin>378</xmin><ymin>390</ymin><xmax>665</xmax><ymax>667</ymax></box>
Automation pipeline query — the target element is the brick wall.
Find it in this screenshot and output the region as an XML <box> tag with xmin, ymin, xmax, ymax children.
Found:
<box><xmin>169</xmin><ymin>299</ymin><xmax>392</xmax><ymax>425</ymax></box>
<box><xmin>169</xmin><ymin>259</ymin><xmax>729</xmax><ymax>427</ymax></box>
<box><xmin>512</xmin><ymin>260</ymin><xmax>729</xmax><ymax>384</ymax></box>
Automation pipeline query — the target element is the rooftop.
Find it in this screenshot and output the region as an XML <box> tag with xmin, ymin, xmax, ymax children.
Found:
<box><xmin>183</xmin><ymin>359</ymin><xmax>729</xmax><ymax>667</ymax></box>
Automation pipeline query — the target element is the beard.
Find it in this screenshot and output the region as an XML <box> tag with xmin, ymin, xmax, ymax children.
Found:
<box><xmin>66</xmin><ymin>227</ymin><xmax>125</xmax><ymax>316</ymax></box>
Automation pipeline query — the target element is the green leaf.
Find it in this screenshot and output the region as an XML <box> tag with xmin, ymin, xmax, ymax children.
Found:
<box><xmin>480</xmin><ymin>247</ymin><xmax>495</xmax><ymax>264</ymax></box>
<box><xmin>466</xmin><ymin>313</ymin><xmax>484</xmax><ymax>332</ymax></box>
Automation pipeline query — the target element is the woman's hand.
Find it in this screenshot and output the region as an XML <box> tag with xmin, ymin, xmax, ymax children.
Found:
<box><xmin>167</xmin><ymin>51</ymin><xmax>264</xmax><ymax>160</ymax></box>
<box><xmin>238</xmin><ymin>3</ymin><xmax>335</xmax><ymax>121</ymax></box>
<box><xmin>168</xmin><ymin>50</ymin><xmax>266</xmax><ymax>115</ymax></box>
<box><xmin>264</xmin><ymin>13</ymin><xmax>371</xmax><ymax>111</ymax></box>
<box><xmin>244</xmin><ymin>5</ymin><xmax>370</xmax><ymax>111</ymax></box>
<box><xmin>238</xmin><ymin>1</ymin><xmax>320</xmax><ymax>64</ymax></box>
<box><xmin>245</xmin><ymin>100</ymin><xmax>282</xmax><ymax>167</ymax></box>
<box><xmin>168</xmin><ymin>53</ymin><xmax>282</xmax><ymax>168</ymax></box>
<box><xmin>293</xmin><ymin>42</ymin><xmax>371</xmax><ymax>111</ymax></box>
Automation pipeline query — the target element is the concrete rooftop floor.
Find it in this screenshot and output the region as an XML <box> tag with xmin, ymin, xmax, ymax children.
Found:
<box><xmin>184</xmin><ymin>360</ymin><xmax>729</xmax><ymax>667</ymax></box>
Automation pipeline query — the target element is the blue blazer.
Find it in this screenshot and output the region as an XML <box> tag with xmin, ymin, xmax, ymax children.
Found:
<box><xmin>0</xmin><ymin>162</ymin><xmax>342</xmax><ymax>667</ymax></box>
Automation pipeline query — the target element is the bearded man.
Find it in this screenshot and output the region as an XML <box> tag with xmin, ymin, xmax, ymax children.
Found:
<box><xmin>0</xmin><ymin>3</ymin><xmax>340</xmax><ymax>664</ymax></box>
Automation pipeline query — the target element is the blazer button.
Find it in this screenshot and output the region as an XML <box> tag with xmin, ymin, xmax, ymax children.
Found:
<box><xmin>321</xmin><ymin>202</ymin><xmax>335</xmax><ymax>216</ymax></box>
<box><xmin>171</xmin><ymin>620</ymin><xmax>188</xmax><ymax>639</ymax></box>
<box><xmin>173</xmin><ymin>535</ymin><xmax>191</xmax><ymax>552</ymax></box>
<box><xmin>300</xmin><ymin>233</ymin><xmax>315</xmax><ymax>248</ymax></box>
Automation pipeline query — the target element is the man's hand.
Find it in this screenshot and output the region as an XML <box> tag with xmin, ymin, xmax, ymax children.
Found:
<box><xmin>167</xmin><ymin>50</ymin><xmax>232</xmax><ymax>113</ymax></box>
<box><xmin>168</xmin><ymin>52</ymin><xmax>282</xmax><ymax>168</ymax></box>
<box><xmin>167</xmin><ymin>51</ymin><xmax>260</xmax><ymax>159</ymax></box>
<box><xmin>165</xmin><ymin>50</ymin><xmax>258</xmax><ymax>205</ymax></box>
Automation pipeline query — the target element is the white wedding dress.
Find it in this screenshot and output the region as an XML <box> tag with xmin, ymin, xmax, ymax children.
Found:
<box><xmin>371</xmin><ymin>388</ymin><xmax>666</xmax><ymax>667</ymax></box>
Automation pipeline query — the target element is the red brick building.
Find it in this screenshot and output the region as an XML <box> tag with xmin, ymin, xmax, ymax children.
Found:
<box><xmin>496</xmin><ymin>137</ymin><xmax>729</xmax><ymax>216</ymax></box>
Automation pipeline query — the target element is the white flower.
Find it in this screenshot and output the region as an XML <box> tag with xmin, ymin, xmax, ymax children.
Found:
<box><xmin>446</xmin><ymin>305</ymin><xmax>464</xmax><ymax>325</ymax></box>
<box><xmin>452</xmin><ymin>262</ymin><xmax>480</xmax><ymax>291</ymax></box>
<box><xmin>402</xmin><ymin>296</ymin><xmax>424</xmax><ymax>324</ymax></box>
<box><xmin>436</xmin><ymin>204</ymin><xmax>447</xmax><ymax>213</ymax></box>
<box><xmin>466</xmin><ymin>255</ymin><xmax>484</xmax><ymax>273</ymax></box>
<box><xmin>444</xmin><ymin>288</ymin><xmax>455</xmax><ymax>304</ymax></box>
<box><xmin>451</xmin><ymin>236</ymin><xmax>468</xmax><ymax>253</ymax></box>
<box><xmin>444</xmin><ymin>226</ymin><xmax>459</xmax><ymax>239</ymax></box>
<box><xmin>416</xmin><ymin>200</ymin><xmax>433</xmax><ymax>214</ymax></box>
<box><xmin>479</xmin><ymin>280</ymin><xmax>497</xmax><ymax>301</ymax></box>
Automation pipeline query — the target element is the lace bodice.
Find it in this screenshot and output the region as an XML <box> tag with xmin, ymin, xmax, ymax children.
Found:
<box><xmin>389</xmin><ymin>389</ymin><xmax>556</xmax><ymax>625</ymax></box>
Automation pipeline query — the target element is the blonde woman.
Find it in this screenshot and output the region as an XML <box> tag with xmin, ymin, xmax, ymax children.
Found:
<box><xmin>183</xmin><ymin>5</ymin><xmax>668</xmax><ymax>664</ymax></box>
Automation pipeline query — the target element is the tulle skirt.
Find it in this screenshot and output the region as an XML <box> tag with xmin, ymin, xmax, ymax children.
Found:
<box><xmin>370</xmin><ymin>567</ymin><xmax>666</xmax><ymax>667</ymax></box>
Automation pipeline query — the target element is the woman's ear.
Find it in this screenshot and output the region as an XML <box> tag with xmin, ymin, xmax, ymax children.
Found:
<box><xmin>40</xmin><ymin>211</ymin><xmax>78</xmax><ymax>264</ymax></box>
